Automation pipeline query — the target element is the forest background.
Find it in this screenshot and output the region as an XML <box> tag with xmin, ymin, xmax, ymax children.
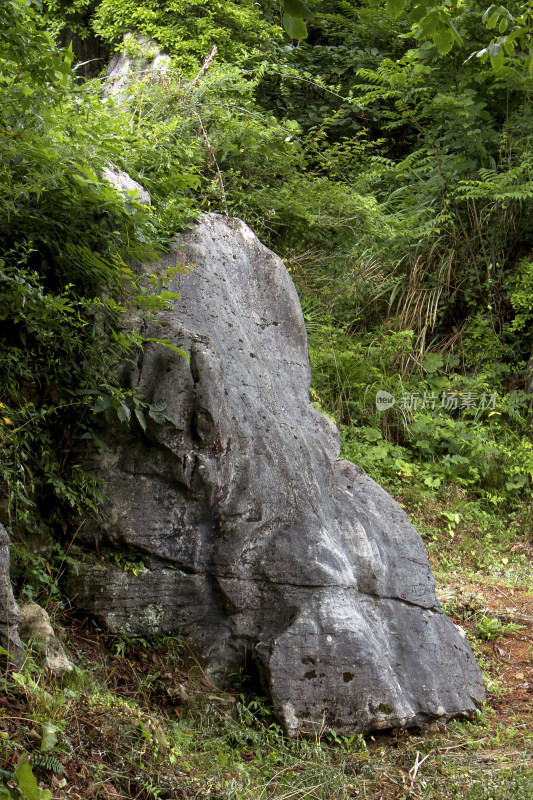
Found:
<box><xmin>1</xmin><ymin>2</ymin><xmax>533</xmax><ymax>797</ymax></box>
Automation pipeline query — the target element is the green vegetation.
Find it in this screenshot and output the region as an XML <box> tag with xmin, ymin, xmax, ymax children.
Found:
<box><xmin>2</xmin><ymin>0</ymin><xmax>533</xmax><ymax>797</ymax></box>
<box><xmin>2</xmin><ymin>601</ymin><xmax>533</xmax><ymax>800</ymax></box>
<box><xmin>0</xmin><ymin>0</ymin><xmax>200</xmax><ymax>535</ymax></box>
<box><xmin>17</xmin><ymin>0</ymin><xmax>532</xmax><ymax>538</ymax></box>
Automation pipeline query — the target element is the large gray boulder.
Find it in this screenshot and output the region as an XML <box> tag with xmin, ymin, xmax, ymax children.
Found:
<box><xmin>68</xmin><ymin>214</ymin><xmax>484</xmax><ymax>735</ymax></box>
<box><xmin>0</xmin><ymin>524</ymin><xmax>22</xmax><ymax>667</ymax></box>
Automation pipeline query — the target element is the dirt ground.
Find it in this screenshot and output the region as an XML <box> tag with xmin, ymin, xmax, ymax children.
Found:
<box><xmin>1</xmin><ymin>580</ymin><xmax>532</xmax><ymax>800</ymax></box>
<box><xmin>438</xmin><ymin>581</ymin><xmax>533</xmax><ymax>733</ymax></box>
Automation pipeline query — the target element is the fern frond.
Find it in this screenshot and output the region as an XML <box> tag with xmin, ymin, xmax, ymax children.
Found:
<box><xmin>31</xmin><ymin>753</ymin><xmax>66</xmax><ymax>775</ymax></box>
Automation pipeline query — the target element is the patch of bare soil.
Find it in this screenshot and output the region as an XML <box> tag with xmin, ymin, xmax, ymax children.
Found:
<box><xmin>439</xmin><ymin>581</ymin><xmax>533</xmax><ymax>731</ymax></box>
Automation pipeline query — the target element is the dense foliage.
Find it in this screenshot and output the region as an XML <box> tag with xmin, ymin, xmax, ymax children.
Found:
<box><xmin>0</xmin><ymin>0</ymin><xmax>194</xmax><ymax>534</ymax></box>
<box><xmin>3</xmin><ymin>6</ymin><xmax>533</xmax><ymax>798</ymax></box>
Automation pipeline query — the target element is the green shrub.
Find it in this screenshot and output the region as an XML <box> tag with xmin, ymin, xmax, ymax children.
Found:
<box><xmin>0</xmin><ymin>0</ymin><xmax>187</xmax><ymax>535</ymax></box>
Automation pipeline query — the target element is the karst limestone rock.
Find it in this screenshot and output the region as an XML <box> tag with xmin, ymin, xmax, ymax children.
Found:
<box><xmin>19</xmin><ymin>603</ymin><xmax>73</xmax><ymax>675</ymax></box>
<box><xmin>0</xmin><ymin>524</ymin><xmax>23</xmax><ymax>667</ymax></box>
<box><xmin>68</xmin><ymin>214</ymin><xmax>485</xmax><ymax>735</ymax></box>
<box><xmin>104</xmin><ymin>33</ymin><xmax>171</xmax><ymax>104</ymax></box>
<box><xmin>102</xmin><ymin>165</ymin><xmax>151</xmax><ymax>206</ymax></box>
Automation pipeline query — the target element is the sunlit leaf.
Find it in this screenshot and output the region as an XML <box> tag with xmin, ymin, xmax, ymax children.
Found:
<box><xmin>387</xmin><ymin>0</ymin><xmax>406</xmax><ymax>19</ymax></box>
<box><xmin>283</xmin><ymin>0</ymin><xmax>313</xmax><ymax>18</ymax></box>
<box><xmin>489</xmin><ymin>44</ymin><xmax>504</xmax><ymax>70</ymax></box>
<box><xmin>434</xmin><ymin>29</ymin><xmax>454</xmax><ymax>55</ymax></box>
<box><xmin>282</xmin><ymin>12</ymin><xmax>308</xmax><ymax>39</ymax></box>
<box><xmin>485</xmin><ymin>11</ymin><xmax>499</xmax><ymax>30</ymax></box>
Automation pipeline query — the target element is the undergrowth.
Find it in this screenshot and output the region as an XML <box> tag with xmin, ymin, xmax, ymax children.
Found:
<box><xmin>1</xmin><ymin>589</ymin><xmax>533</xmax><ymax>800</ymax></box>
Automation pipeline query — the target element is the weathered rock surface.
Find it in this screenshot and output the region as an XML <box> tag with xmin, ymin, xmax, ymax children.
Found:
<box><xmin>19</xmin><ymin>603</ymin><xmax>73</xmax><ymax>675</ymax></box>
<box><xmin>104</xmin><ymin>33</ymin><xmax>170</xmax><ymax>103</ymax></box>
<box><xmin>102</xmin><ymin>165</ymin><xmax>151</xmax><ymax>206</ymax></box>
<box><xmin>0</xmin><ymin>523</ymin><xmax>22</xmax><ymax>667</ymax></box>
<box><xmin>68</xmin><ymin>214</ymin><xmax>485</xmax><ymax>735</ymax></box>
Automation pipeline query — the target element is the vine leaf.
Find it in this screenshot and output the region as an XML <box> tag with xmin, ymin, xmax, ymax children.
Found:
<box><xmin>135</xmin><ymin>407</ymin><xmax>147</xmax><ymax>432</ymax></box>
<box><xmin>282</xmin><ymin>12</ymin><xmax>308</xmax><ymax>40</ymax></box>
<box><xmin>386</xmin><ymin>0</ymin><xmax>406</xmax><ymax>19</ymax></box>
<box><xmin>434</xmin><ymin>29</ymin><xmax>454</xmax><ymax>55</ymax></box>
<box><xmin>283</xmin><ymin>0</ymin><xmax>313</xmax><ymax>17</ymax></box>
<box><xmin>150</xmin><ymin>399</ymin><xmax>167</xmax><ymax>413</ymax></box>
